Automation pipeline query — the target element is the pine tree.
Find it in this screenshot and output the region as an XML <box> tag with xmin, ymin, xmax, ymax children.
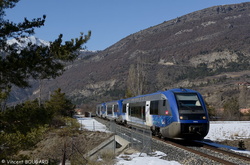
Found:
<box><xmin>0</xmin><ymin>0</ymin><xmax>91</xmax><ymax>111</ymax></box>
<box><xmin>45</xmin><ymin>88</ymin><xmax>75</xmax><ymax>117</ymax></box>
<box><xmin>0</xmin><ymin>99</ymin><xmax>53</xmax><ymax>134</ymax></box>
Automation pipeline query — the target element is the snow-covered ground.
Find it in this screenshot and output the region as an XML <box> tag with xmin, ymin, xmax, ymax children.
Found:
<box><xmin>205</xmin><ymin>121</ymin><xmax>250</xmax><ymax>141</ymax></box>
<box><xmin>202</xmin><ymin>121</ymin><xmax>250</xmax><ymax>156</ymax></box>
<box><xmin>77</xmin><ymin>117</ymin><xmax>110</xmax><ymax>132</ymax></box>
<box><xmin>116</xmin><ymin>151</ymin><xmax>179</xmax><ymax>165</ymax></box>
<box><xmin>77</xmin><ymin>117</ymin><xmax>250</xmax><ymax>165</ymax></box>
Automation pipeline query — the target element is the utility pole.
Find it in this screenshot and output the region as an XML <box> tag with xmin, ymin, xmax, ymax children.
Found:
<box><xmin>38</xmin><ymin>79</ymin><xmax>42</xmax><ymax>107</ymax></box>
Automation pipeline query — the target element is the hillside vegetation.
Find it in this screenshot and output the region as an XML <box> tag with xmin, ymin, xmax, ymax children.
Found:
<box><xmin>9</xmin><ymin>2</ymin><xmax>250</xmax><ymax>118</ymax></box>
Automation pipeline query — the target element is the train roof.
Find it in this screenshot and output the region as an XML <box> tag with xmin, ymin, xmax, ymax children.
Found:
<box><xmin>167</xmin><ymin>88</ymin><xmax>199</xmax><ymax>93</ymax></box>
<box><xmin>122</xmin><ymin>88</ymin><xmax>200</xmax><ymax>104</ymax></box>
<box><xmin>96</xmin><ymin>103</ymin><xmax>106</xmax><ymax>106</ymax></box>
<box><xmin>105</xmin><ymin>99</ymin><xmax>123</xmax><ymax>105</ymax></box>
<box><xmin>97</xmin><ymin>88</ymin><xmax>200</xmax><ymax>105</ymax></box>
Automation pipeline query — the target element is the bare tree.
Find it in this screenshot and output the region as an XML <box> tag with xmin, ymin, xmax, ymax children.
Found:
<box><xmin>223</xmin><ymin>97</ymin><xmax>240</xmax><ymax>120</ymax></box>
<box><xmin>127</xmin><ymin>56</ymin><xmax>146</xmax><ymax>97</ymax></box>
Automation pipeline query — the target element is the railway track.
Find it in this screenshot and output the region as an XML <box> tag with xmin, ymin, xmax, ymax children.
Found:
<box><xmin>154</xmin><ymin>136</ymin><xmax>250</xmax><ymax>165</ymax></box>
<box><xmin>94</xmin><ymin>117</ymin><xmax>250</xmax><ymax>164</ymax></box>
<box><xmin>202</xmin><ymin>143</ymin><xmax>250</xmax><ymax>162</ymax></box>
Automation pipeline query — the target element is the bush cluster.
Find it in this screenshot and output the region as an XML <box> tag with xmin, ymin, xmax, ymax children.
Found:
<box><xmin>0</xmin><ymin>88</ymin><xmax>76</xmax><ymax>159</ymax></box>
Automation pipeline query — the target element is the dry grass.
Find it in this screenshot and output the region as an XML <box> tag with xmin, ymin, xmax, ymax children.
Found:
<box><xmin>17</xmin><ymin>126</ymin><xmax>113</xmax><ymax>164</ymax></box>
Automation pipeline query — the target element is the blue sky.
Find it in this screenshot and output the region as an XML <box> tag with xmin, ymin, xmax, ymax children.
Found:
<box><xmin>5</xmin><ymin>0</ymin><xmax>249</xmax><ymax>50</ymax></box>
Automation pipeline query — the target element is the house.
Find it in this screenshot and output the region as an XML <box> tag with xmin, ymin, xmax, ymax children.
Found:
<box><xmin>237</xmin><ymin>82</ymin><xmax>250</xmax><ymax>88</ymax></box>
<box><xmin>240</xmin><ymin>108</ymin><xmax>250</xmax><ymax>114</ymax></box>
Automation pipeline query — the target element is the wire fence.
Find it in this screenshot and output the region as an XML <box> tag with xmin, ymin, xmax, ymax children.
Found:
<box><xmin>108</xmin><ymin>121</ymin><xmax>152</xmax><ymax>154</ymax></box>
<box><xmin>78</xmin><ymin>119</ymin><xmax>110</xmax><ymax>132</ymax></box>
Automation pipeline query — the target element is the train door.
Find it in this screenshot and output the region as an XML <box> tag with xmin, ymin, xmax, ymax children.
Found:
<box><xmin>145</xmin><ymin>101</ymin><xmax>152</xmax><ymax>126</ymax></box>
<box><xmin>112</xmin><ymin>104</ymin><xmax>114</xmax><ymax>117</ymax></box>
<box><xmin>98</xmin><ymin>106</ymin><xmax>101</xmax><ymax>116</ymax></box>
<box><xmin>125</xmin><ymin>103</ymin><xmax>130</xmax><ymax>121</ymax></box>
<box><xmin>105</xmin><ymin>105</ymin><xmax>108</xmax><ymax>116</ymax></box>
<box><xmin>101</xmin><ymin>105</ymin><xmax>106</xmax><ymax>117</ymax></box>
<box><xmin>96</xmin><ymin>106</ymin><xmax>99</xmax><ymax>116</ymax></box>
<box><xmin>113</xmin><ymin>104</ymin><xmax>116</xmax><ymax>117</ymax></box>
<box><xmin>114</xmin><ymin>104</ymin><xmax>119</xmax><ymax>117</ymax></box>
<box><xmin>121</xmin><ymin>103</ymin><xmax>126</xmax><ymax>121</ymax></box>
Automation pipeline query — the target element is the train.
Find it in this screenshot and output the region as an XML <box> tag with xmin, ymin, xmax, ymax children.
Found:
<box><xmin>96</xmin><ymin>88</ymin><xmax>209</xmax><ymax>140</ymax></box>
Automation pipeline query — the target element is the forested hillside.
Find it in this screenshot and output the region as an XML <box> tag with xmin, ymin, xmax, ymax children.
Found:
<box><xmin>9</xmin><ymin>2</ymin><xmax>250</xmax><ymax>117</ymax></box>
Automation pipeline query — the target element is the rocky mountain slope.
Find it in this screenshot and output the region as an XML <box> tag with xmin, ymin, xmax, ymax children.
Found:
<box><xmin>9</xmin><ymin>2</ymin><xmax>250</xmax><ymax>112</ymax></box>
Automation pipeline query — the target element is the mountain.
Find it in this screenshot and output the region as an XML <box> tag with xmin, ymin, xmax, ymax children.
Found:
<box><xmin>8</xmin><ymin>2</ymin><xmax>250</xmax><ymax>112</ymax></box>
<box><xmin>6</xmin><ymin>36</ymin><xmax>97</xmax><ymax>105</ymax></box>
<box><xmin>7</xmin><ymin>36</ymin><xmax>50</xmax><ymax>48</ymax></box>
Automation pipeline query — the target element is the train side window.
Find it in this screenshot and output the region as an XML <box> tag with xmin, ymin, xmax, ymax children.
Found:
<box><xmin>129</xmin><ymin>102</ymin><xmax>145</xmax><ymax>120</ymax></box>
<box><xmin>114</xmin><ymin>105</ymin><xmax>118</xmax><ymax>112</ymax></box>
<box><xmin>142</xmin><ymin>106</ymin><xmax>145</xmax><ymax>120</ymax></box>
<box><xmin>150</xmin><ymin>101</ymin><xmax>159</xmax><ymax>115</ymax></box>
<box><xmin>159</xmin><ymin>100</ymin><xmax>171</xmax><ymax>116</ymax></box>
<box><xmin>122</xmin><ymin>104</ymin><xmax>126</xmax><ymax>113</ymax></box>
<box><xmin>107</xmin><ymin>105</ymin><xmax>112</xmax><ymax>114</ymax></box>
<box><xmin>130</xmin><ymin>106</ymin><xmax>140</xmax><ymax>118</ymax></box>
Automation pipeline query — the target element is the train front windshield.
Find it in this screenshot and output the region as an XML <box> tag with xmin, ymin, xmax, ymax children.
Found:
<box><xmin>175</xmin><ymin>93</ymin><xmax>204</xmax><ymax>113</ymax></box>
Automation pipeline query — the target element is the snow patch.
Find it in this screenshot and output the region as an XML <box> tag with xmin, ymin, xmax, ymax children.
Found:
<box><xmin>201</xmin><ymin>21</ymin><xmax>216</xmax><ymax>27</ymax></box>
<box><xmin>205</xmin><ymin>121</ymin><xmax>250</xmax><ymax>141</ymax></box>
<box><xmin>7</xmin><ymin>36</ymin><xmax>50</xmax><ymax>49</ymax></box>
<box><xmin>116</xmin><ymin>151</ymin><xmax>181</xmax><ymax>165</ymax></box>
<box><xmin>175</xmin><ymin>29</ymin><xmax>193</xmax><ymax>35</ymax></box>
<box><xmin>77</xmin><ymin>117</ymin><xmax>110</xmax><ymax>132</ymax></box>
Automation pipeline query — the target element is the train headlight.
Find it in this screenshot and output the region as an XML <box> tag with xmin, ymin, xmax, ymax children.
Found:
<box><xmin>202</xmin><ymin>116</ymin><xmax>206</xmax><ymax>119</ymax></box>
<box><xmin>180</xmin><ymin>116</ymin><xmax>188</xmax><ymax>120</ymax></box>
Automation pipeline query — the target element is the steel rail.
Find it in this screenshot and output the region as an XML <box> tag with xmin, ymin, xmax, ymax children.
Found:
<box><xmin>153</xmin><ymin>137</ymin><xmax>237</xmax><ymax>165</ymax></box>
<box><xmin>95</xmin><ymin>117</ymin><xmax>250</xmax><ymax>165</ymax></box>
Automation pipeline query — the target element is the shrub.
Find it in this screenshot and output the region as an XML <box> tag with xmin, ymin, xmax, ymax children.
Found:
<box><xmin>0</xmin><ymin>131</ymin><xmax>25</xmax><ymax>159</ymax></box>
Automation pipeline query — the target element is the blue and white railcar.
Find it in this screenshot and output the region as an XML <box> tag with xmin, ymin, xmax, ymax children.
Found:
<box><xmin>122</xmin><ymin>88</ymin><xmax>209</xmax><ymax>140</ymax></box>
<box><xmin>96</xmin><ymin>103</ymin><xmax>106</xmax><ymax>117</ymax></box>
<box><xmin>105</xmin><ymin>100</ymin><xmax>123</xmax><ymax>121</ymax></box>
